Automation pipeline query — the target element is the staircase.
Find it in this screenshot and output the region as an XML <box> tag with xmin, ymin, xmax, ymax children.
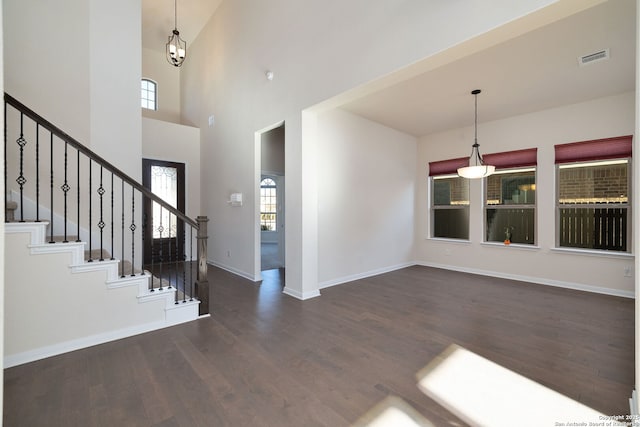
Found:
<box><xmin>3</xmin><ymin>93</ymin><xmax>209</xmax><ymax>367</ymax></box>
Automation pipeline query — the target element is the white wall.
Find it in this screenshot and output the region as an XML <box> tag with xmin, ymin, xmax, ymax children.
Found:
<box><xmin>89</xmin><ymin>0</ymin><xmax>142</xmax><ymax>179</ymax></box>
<box><xmin>142</xmin><ymin>116</ymin><xmax>201</xmax><ymax>238</ymax></box>
<box><xmin>4</xmin><ymin>0</ymin><xmax>90</xmax><ymax>143</ymax></box>
<box><xmin>318</xmin><ymin>109</ymin><xmax>416</xmax><ymax>287</ymax></box>
<box><xmin>181</xmin><ymin>0</ymin><xmax>573</xmax><ymax>297</ymax></box>
<box><xmin>4</xmin><ymin>0</ymin><xmax>141</xmax><ymax>179</ymax></box>
<box><xmin>142</xmin><ymin>47</ymin><xmax>182</xmax><ymax>124</ymax></box>
<box><xmin>416</xmin><ymin>92</ymin><xmax>635</xmax><ymax>296</ymax></box>
<box><xmin>0</xmin><ymin>0</ymin><xmax>5</xmax><ymax>414</ymax></box>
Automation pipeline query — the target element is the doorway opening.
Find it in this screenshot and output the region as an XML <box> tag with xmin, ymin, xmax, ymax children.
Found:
<box><xmin>257</xmin><ymin>123</ymin><xmax>285</xmax><ymax>273</ymax></box>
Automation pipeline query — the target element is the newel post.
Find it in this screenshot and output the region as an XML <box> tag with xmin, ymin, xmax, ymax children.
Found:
<box><xmin>196</xmin><ymin>215</ymin><xmax>209</xmax><ymax>315</ymax></box>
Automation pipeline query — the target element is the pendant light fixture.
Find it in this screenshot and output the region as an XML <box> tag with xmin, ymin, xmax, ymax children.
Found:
<box><xmin>166</xmin><ymin>0</ymin><xmax>187</xmax><ymax>67</ymax></box>
<box><xmin>457</xmin><ymin>89</ymin><xmax>495</xmax><ymax>179</ymax></box>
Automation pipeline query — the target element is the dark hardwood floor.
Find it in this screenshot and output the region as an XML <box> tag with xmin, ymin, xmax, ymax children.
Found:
<box><xmin>3</xmin><ymin>265</ymin><xmax>635</xmax><ymax>426</ymax></box>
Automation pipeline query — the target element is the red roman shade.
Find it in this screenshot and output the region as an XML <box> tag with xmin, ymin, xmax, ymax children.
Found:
<box><xmin>555</xmin><ymin>135</ymin><xmax>632</xmax><ymax>164</ymax></box>
<box><xmin>428</xmin><ymin>157</ymin><xmax>469</xmax><ymax>177</ymax></box>
<box><xmin>483</xmin><ymin>148</ymin><xmax>537</xmax><ymax>170</ymax></box>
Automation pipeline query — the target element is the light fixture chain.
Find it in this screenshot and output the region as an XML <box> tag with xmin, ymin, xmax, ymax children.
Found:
<box><xmin>474</xmin><ymin>91</ymin><xmax>478</xmax><ymax>144</ymax></box>
<box><xmin>166</xmin><ymin>0</ymin><xmax>186</xmax><ymax>67</ymax></box>
<box><xmin>174</xmin><ymin>0</ymin><xmax>178</xmax><ymax>30</ymax></box>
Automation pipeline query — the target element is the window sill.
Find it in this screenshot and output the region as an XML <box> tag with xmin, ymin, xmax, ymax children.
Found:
<box><xmin>480</xmin><ymin>242</ymin><xmax>540</xmax><ymax>250</ymax></box>
<box><xmin>550</xmin><ymin>247</ymin><xmax>634</xmax><ymax>259</ymax></box>
<box><xmin>427</xmin><ymin>237</ymin><xmax>471</xmax><ymax>245</ymax></box>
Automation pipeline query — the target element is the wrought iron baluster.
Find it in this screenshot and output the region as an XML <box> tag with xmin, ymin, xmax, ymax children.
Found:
<box><xmin>88</xmin><ymin>159</ymin><xmax>93</xmax><ymax>261</ymax></box>
<box><xmin>76</xmin><ymin>150</ymin><xmax>81</xmax><ymax>242</ymax></box>
<box><xmin>36</xmin><ymin>124</ymin><xmax>40</xmax><ymax>221</ymax></box>
<box><xmin>174</xmin><ymin>217</ymin><xmax>179</xmax><ymax>301</ymax></box>
<box><xmin>120</xmin><ymin>180</ymin><xmax>124</xmax><ymax>278</ymax></box>
<box><xmin>61</xmin><ymin>142</ymin><xmax>69</xmax><ymax>242</ymax></box>
<box><xmin>110</xmin><ymin>172</ymin><xmax>114</xmax><ymax>260</ymax></box>
<box><xmin>182</xmin><ymin>219</ymin><xmax>187</xmax><ymax>303</ymax></box>
<box><xmin>98</xmin><ymin>166</ymin><xmax>105</xmax><ymax>261</ymax></box>
<box><xmin>174</xmin><ymin>221</ymin><xmax>179</xmax><ymax>298</ymax></box>
<box><xmin>131</xmin><ymin>188</ymin><xmax>136</xmax><ymax>276</ymax></box>
<box><xmin>49</xmin><ymin>133</ymin><xmax>54</xmax><ymax>243</ymax></box>
<box><xmin>16</xmin><ymin>113</ymin><xmax>27</xmax><ymax>222</ymax></box>
<box><xmin>158</xmin><ymin>205</ymin><xmax>164</xmax><ymax>291</ymax></box>
<box><xmin>168</xmin><ymin>213</ymin><xmax>172</xmax><ymax>290</ymax></box>
<box><xmin>148</xmin><ymin>208</ymin><xmax>154</xmax><ymax>291</ymax></box>
<box><xmin>171</xmin><ymin>215</ymin><xmax>178</xmax><ymax>304</ymax></box>
<box><xmin>190</xmin><ymin>225</ymin><xmax>194</xmax><ymax>301</ymax></box>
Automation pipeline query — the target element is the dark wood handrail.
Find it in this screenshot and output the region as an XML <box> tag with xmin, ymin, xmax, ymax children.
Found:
<box><xmin>4</xmin><ymin>93</ymin><xmax>198</xmax><ymax>229</ymax></box>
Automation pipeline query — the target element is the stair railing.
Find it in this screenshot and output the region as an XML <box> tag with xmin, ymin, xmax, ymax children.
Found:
<box><xmin>4</xmin><ymin>93</ymin><xmax>209</xmax><ymax>315</ymax></box>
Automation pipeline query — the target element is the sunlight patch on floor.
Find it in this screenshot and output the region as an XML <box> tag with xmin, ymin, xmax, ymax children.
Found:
<box><xmin>416</xmin><ymin>344</ymin><xmax>627</xmax><ymax>427</ymax></box>
<box><xmin>353</xmin><ymin>396</ymin><xmax>436</xmax><ymax>427</ymax></box>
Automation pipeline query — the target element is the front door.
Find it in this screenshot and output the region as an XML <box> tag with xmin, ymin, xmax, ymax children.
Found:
<box><xmin>142</xmin><ymin>159</ymin><xmax>185</xmax><ymax>265</ymax></box>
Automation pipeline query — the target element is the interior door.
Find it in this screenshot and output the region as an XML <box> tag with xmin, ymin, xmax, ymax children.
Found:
<box><xmin>142</xmin><ymin>159</ymin><xmax>185</xmax><ymax>265</ymax></box>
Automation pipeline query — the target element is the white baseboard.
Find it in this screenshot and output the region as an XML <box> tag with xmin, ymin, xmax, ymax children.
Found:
<box><xmin>208</xmin><ymin>257</ymin><xmax>632</xmax><ymax>301</ymax></box>
<box><xmin>415</xmin><ymin>261</ymin><xmax>635</xmax><ymax>299</ymax></box>
<box><xmin>282</xmin><ymin>286</ymin><xmax>321</xmax><ymax>300</ymax></box>
<box><xmin>319</xmin><ymin>262</ymin><xmax>415</xmax><ymax>289</ymax></box>
<box><xmin>209</xmin><ymin>259</ymin><xmax>257</xmax><ymax>281</ymax></box>
<box><xmin>4</xmin><ymin>315</ymin><xmax>202</xmax><ymax>369</ymax></box>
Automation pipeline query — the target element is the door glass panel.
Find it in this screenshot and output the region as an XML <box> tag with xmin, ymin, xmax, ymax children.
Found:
<box><xmin>151</xmin><ymin>165</ymin><xmax>178</xmax><ymax>238</ymax></box>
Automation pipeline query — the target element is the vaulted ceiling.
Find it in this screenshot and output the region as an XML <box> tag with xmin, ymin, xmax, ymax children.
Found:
<box><xmin>142</xmin><ymin>0</ymin><xmax>635</xmax><ymax>138</ymax></box>
<box><xmin>142</xmin><ymin>0</ymin><xmax>222</xmax><ymax>53</ymax></box>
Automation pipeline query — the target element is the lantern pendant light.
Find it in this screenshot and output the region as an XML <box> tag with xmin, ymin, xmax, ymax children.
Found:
<box><xmin>166</xmin><ymin>0</ymin><xmax>187</xmax><ymax>67</ymax></box>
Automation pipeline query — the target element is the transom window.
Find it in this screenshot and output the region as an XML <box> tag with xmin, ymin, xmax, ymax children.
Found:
<box><xmin>141</xmin><ymin>79</ymin><xmax>157</xmax><ymax>110</ymax></box>
<box><xmin>260</xmin><ymin>178</ymin><xmax>277</xmax><ymax>231</ymax></box>
<box><xmin>555</xmin><ymin>136</ymin><xmax>632</xmax><ymax>252</ymax></box>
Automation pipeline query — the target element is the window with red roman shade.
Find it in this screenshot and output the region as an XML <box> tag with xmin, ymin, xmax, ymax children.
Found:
<box><xmin>482</xmin><ymin>148</ymin><xmax>537</xmax><ymax>245</ymax></box>
<box><xmin>555</xmin><ymin>135</ymin><xmax>632</xmax><ymax>164</ymax></box>
<box><xmin>428</xmin><ymin>157</ymin><xmax>468</xmax><ymax>176</ymax></box>
<box><xmin>555</xmin><ymin>135</ymin><xmax>632</xmax><ymax>253</ymax></box>
<box><xmin>483</xmin><ymin>148</ymin><xmax>537</xmax><ymax>169</ymax></box>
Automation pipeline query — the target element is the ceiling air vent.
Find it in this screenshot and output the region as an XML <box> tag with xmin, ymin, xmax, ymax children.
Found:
<box><xmin>578</xmin><ymin>49</ymin><xmax>609</xmax><ymax>66</ymax></box>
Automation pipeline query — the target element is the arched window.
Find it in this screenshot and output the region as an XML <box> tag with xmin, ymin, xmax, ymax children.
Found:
<box><xmin>260</xmin><ymin>178</ymin><xmax>277</xmax><ymax>231</ymax></box>
<box><xmin>141</xmin><ymin>78</ymin><xmax>157</xmax><ymax>110</ymax></box>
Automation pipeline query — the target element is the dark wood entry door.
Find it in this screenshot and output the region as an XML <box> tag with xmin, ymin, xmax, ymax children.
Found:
<box><xmin>142</xmin><ymin>159</ymin><xmax>186</xmax><ymax>265</ymax></box>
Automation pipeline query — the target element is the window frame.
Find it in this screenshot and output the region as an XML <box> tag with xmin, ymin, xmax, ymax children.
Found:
<box><xmin>483</xmin><ymin>166</ymin><xmax>537</xmax><ymax>245</ymax></box>
<box><xmin>260</xmin><ymin>177</ymin><xmax>277</xmax><ymax>232</ymax></box>
<box><xmin>555</xmin><ymin>158</ymin><xmax>631</xmax><ymax>253</ymax></box>
<box><xmin>141</xmin><ymin>78</ymin><xmax>158</xmax><ymax>111</ymax></box>
<box><xmin>429</xmin><ymin>173</ymin><xmax>470</xmax><ymax>241</ymax></box>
